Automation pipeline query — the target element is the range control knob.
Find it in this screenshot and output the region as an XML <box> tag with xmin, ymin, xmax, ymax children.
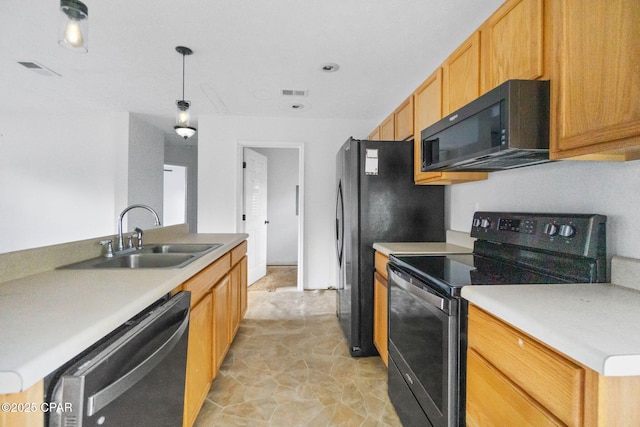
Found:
<box><xmin>558</xmin><ymin>224</ymin><xmax>576</xmax><ymax>238</ymax></box>
<box><xmin>480</xmin><ymin>218</ymin><xmax>491</xmax><ymax>229</ymax></box>
<box><xmin>543</xmin><ymin>223</ymin><xmax>558</xmax><ymax>236</ymax></box>
<box><xmin>472</xmin><ymin>218</ymin><xmax>481</xmax><ymax>227</ymax></box>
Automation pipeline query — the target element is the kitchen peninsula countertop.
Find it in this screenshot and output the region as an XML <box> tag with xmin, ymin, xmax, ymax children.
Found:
<box><xmin>0</xmin><ymin>230</ymin><xmax>247</xmax><ymax>394</ymax></box>
<box><xmin>373</xmin><ymin>230</ymin><xmax>475</xmax><ymax>256</ymax></box>
<box><xmin>462</xmin><ymin>256</ymin><xmax>640</xmax><ymax>377</ymax></box>
<box><xmin>373</xmin><ymin>242</ymin><xmax>472</xmax><ymax>256</ymax></box>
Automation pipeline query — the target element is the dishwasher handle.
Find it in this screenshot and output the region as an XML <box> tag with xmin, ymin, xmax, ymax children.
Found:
<box><xmin>86</xmin><ymin>305</ymin><xmax>190</xmax><ymax>416</ymax></box>
<box><xmin>388</xmin><ymin>263</ymin><xmax>456</xmax><ymax>316</ymax></box>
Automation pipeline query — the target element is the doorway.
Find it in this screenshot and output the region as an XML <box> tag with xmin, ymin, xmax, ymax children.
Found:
<box><xmin>163</xmin><ymin>164</ymin><xmax>187</xmax><ymax>226</ymax></box>
<box><xmin>239</xmin><ymin>142</ymin><xmax>304</xmax><ymax>291</ymax></box>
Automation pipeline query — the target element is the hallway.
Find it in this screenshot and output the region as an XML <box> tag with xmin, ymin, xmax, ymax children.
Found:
<box><xmin>193</xmin><ymin>289</ymin><xmax>401</xmax><ymax>426</ymax></box>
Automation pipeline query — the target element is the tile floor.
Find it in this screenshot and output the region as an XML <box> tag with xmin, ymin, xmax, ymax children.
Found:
<box><xmin>248</xmin><ymin>266</ymin><xmax>298</xmax><ymax>291</ymax></box>
<box><xmin>193</xmin><ymin>288</ymin><xmax>402</xmax><ymax>426</ymax></box>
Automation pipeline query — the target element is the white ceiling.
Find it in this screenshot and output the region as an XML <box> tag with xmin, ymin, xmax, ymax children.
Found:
<box><xmin>1</xmin><ymin>0</ymin><xmax>504</xmax><ymax>141</ymax></box>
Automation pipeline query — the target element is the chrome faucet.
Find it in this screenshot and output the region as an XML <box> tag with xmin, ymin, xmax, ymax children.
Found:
<box><xmin>117</xmin><ymin>204</ymin><xmax>161</xmax><ymax>251</ymax></box>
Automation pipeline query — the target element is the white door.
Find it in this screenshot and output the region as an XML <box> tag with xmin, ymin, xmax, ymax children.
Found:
<box><xmin>163</xmin><ymin>164</ymin><xmax>187</xmax><ymax>226</ymax></box>
<box><xmin>243</xmin><ymin>148</ymin><xmax>268</xmax><ymax>285</ymax></box>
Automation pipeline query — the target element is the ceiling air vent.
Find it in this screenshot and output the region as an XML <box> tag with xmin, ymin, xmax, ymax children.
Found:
<box><xmin>281</xmin><ymin>89</ymin><xmax>308</xmax><ymax>97</ymax></box>
<box><xmin>17</xmin><ymin>61</ymin><xmax>61</xmax><ymax>77</ymax></box>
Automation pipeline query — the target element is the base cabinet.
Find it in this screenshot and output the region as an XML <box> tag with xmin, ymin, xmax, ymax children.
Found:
<box><xmin>0</xmin><ymin>381</ymin><xmax>44</xmax><ymax>427</ymax></box>
<box><xmin>183</xmin><ymin>294</ymin><xmax>213</xmax><ymax>426</ymax></box>
<box><xmin>467</xmin><ymin>304</ymin><xmax>640</xmax><ymax>426</ymax></box>
<box><xmin>373</xmin><ymin>251</ymin><xmax>389</xmax><ymax>366</ymax></box>
<box><xmin>181</xmin><ymin>241</ymin><xmax>248</xmax><ymax>427</ymax></box>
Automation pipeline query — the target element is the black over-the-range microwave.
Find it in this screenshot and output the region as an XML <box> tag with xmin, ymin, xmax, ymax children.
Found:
<box><xmin>421</xmin><ymin>79</ymin><xmax>550</xmax><ymax>172</ymax></box>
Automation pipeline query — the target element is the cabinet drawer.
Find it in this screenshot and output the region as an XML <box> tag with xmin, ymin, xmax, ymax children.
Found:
<box><xmin>467</xmin><ymin>348</ymin><xmax>561</xmax><ymax>426</ymax></box>
<box><xmin>183</xmin><ymin>253</ymin><xmax>231</xmax><ymax>306</ymax></box>
<box><xmin>231</xmin><ymin>241</ymin><xmax>247</xmax><ymax>266</ymax></box>
<box><xmin>374</xmin><ymin>251</ymin><xmax>389</xmax><ymax>280</ymax></box>
<box><xmin>468</xmin><ymin>305</ymin><xmax>585</xmax><ymax>426</ymax></box>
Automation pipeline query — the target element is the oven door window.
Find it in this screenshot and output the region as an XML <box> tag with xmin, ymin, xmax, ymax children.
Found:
<box><xmin>388</xmin><ymin>268</ymin><xmax>458</xmax><ymax>423</ymax></box>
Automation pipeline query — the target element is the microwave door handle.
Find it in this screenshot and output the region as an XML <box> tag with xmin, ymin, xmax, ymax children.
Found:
<box><xmin>85</xmin><ymin>310</ymin><xmax>189</xmax><ymax>416</ymax></box>
<box><xmin>421</xmin><ymin>138</ymin><xmax>439</xmax><ymax>171</ymax></box>
<box><xmin>389</xmin><ymin>266</ymin><xmax>452</xmax><ymax>315</ymax></box>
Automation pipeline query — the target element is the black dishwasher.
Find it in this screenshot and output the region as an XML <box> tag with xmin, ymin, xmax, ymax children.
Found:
<box><xmin>46</xmin><ymin>291</ymin><xmax>190</xmax><ymax>427</ymax></box>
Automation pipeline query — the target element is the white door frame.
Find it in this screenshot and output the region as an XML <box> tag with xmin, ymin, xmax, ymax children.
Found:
<box><xmin>237</xmin><ymin>140</ymin><xmax>304</xmax><ymax>291</ymax></box>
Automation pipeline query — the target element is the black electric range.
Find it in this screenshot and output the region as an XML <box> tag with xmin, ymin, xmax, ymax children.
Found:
<box><xmin>386</xmin><ymin>212</ymin><xmax>607</xmax><ymax>427</ymax></box>
<box><xmin>391</xmin><ymin>211</ymin><xmax>607</xmax><ymax>297</ymax></box>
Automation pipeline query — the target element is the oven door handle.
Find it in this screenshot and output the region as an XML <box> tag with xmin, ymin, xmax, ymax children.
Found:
<box><xmin>388</xmin><ymin>264</ymin><xmax>455</xmax><ymax>315</ymax></box>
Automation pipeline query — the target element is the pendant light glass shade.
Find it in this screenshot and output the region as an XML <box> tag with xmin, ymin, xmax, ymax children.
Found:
<box><xmin>174</xmin><ymin>46</ymin><xmax>196</xmax><ymax>139</ymax></box>
<box><xmin>58</xmin><ymin>0</ymin><xmax>88</xmax><ymax>53</ymax></box>
<box><xmin>175</xmin><ymin>100</ymin><xmax>196</xmax><ymax>138</ymax></box>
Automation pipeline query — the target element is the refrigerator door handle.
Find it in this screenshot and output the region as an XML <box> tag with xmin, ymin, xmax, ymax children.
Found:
<box><xmin>335</xmin><ymin>180</ymin><xmax>344</xmax><ymax>266</ymax></box>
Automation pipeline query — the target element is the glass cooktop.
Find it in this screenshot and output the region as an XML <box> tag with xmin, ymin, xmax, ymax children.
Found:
<box><xmin>390</xmin><ymin>254</ymin><xmax>574</xmax><ymax>297</ymax></box>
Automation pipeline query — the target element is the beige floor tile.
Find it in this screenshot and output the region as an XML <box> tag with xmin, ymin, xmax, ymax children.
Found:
<box><xmin>193</xmin><ymin>289</ymin><xmax>402</xmax><ymax>427</ymax></box>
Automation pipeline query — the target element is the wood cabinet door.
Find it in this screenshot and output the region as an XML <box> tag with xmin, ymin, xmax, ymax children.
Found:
<box><xmin>229</xmin><ymin>262</ymin><xmax>241</xmax><ymax>338</ymax></box>
<box><xmin>240</xmin><ymin>256</ymin><xmax>248</xmax><ymax>316</ymax></box>
<box><xmin>394</xmin><ymin>96</ymin><xmax>414</xmax><ymax>141</ymax></box>
<box><xmin>550</xmin><ymin>0</ymin><xmax>640</xmax><ymax>159</ymax></box>
<box><xmin>183</xmin><ymin>295</ymin><xmax>212</xmax><ymax>427</ymax></box>
<box><xmin>368</xmin><ymin>127</ymin><xmax>381</xmax><ymax>141</ymax></box>
<box><xmin>467</xmin><ymin>348</ymin><xmax>562</xmax><ymax>427</ymax></box>
<box><xmin>481</xmin><ymin>0</ymin><xmax>547</xmax><ymax>93</ymax></box>
<box><xmin>373</xmin><ymin>272</ymin><xmax>388</xmax><ymax>367</ymax></box>
<box><xmin>380</xmin><ymin>115</ymin><xmax>395</xmax><ymax>140</ymax></box>
<box><xmin>413</xmin><ymin>68</ymin><xmax>444</xmax><ymax>183</ymax></box>
<box><xmin>212</xmin><ymin>275</ymin><xmax>231</xmax><ymax>375</ymax></box>
<box><xmin>442</xmin><ymin>31</ymin><xmax>481</xmax><ymax>115</ymax></box>
<box><xmin>468</xmin><ymin>305</ymin><xmax>585</xmax><ymax>426</ymax></box>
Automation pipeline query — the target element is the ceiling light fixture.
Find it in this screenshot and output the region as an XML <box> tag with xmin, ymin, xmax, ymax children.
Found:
<box><xmin>320</xmin><ymin>63</ymin><xmax>340</xmax><ymax>73</ymax></box>
<box><xmin>58</xmin><ymin>0</ymin><xmax>88</xmax><ymax>53</ymax></box>
<box><xmin>174</xmin><ymin>46</ymin><xmax>196</xmax><ymax>139</ymax></box>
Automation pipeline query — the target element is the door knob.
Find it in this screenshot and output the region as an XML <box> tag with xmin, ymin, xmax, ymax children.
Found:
<box><xmin>264</xmin><ymin>220</ymin><xmax>270</xmax><ymax>224</ymax></box>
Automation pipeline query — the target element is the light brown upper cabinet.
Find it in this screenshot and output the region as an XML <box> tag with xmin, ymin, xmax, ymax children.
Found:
<box><xmin>549</xmin><ymin>0</ymin><xmax>640</xmax><ymax>160</ymax></box>
<box><xmin>394</xmin><ymin>95</ymin><xmax>414</xmax><ymax>141</ymax></box>
<box><xmin>414</xmin><ymin>68</ymin><xmax>487</xmax><ymax>185</ymax></box>
<box><xmin>442</xmin><ymin>31</ymin><xmax>481</xmax><ymax>116</ymax></box>
<box><xmin>368</xmin><ymin>126</ymin><xmax>381</xmax><ymax>141</ymax></box>
<box><xmin>380</xmin><ymin>114</ymin><xmax>395</xmax><ymax>140</ymax></box>
<box><xmin>480</xmin><ymin>0</ymin><xmax>548</xmax><ymax>94</ymax></box>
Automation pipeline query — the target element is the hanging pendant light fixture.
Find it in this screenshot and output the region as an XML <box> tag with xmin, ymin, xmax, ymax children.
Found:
<box><xmin>174</xmin><ymin>46</ymin><xmax>196</xmax><ymax>139</ymax></box>
<box><xmin>58</xmin><ymin>0</ymin><xmax>88</xmax><ymax>53</ymax></box>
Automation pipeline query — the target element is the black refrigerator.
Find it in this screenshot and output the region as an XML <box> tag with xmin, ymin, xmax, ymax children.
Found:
<box><xmin>335</xmin><ymin>137</ymin><xmax>444</xmax><ymax>357</ymax></box>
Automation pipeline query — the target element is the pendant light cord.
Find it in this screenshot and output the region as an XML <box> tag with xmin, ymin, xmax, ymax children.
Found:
<box><xmin>181</xmin><ymin>52</ymin><xmax>186</xmax><ymax>100</ymax></box>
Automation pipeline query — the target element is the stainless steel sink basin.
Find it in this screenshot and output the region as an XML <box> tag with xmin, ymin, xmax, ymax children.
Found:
<box><xmin>94</xmin><ymin>253</ymin><xmax>195</xmax><ymax>269</ymax></box>
<box><xmin>58</xmin><ymin>242</ymin><xmax>222</xmax><ymax>269</ymax></box>
<box><xmin>143</xmin><ymin>243</ymin><xmax>222</xmax><ymax>254</ymax></box>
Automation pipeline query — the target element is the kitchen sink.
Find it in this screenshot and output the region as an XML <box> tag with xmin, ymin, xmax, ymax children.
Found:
<box><xmin>143</xmin><ymin>243</ymin><xmax>222</xmax><ymax>254</ymax></box>
<box><xmin>58</xmin><ymin>243</ymin><xmax>222</xmax><ymax>269</ymax></box>
<box><xmin>94</xmin><ymin>253</ymin><xmax>195</xmax><ymax>269</ymax></box>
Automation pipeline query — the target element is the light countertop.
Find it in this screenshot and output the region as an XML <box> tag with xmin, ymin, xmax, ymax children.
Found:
<box><xmin>373</xmin><ymin>242</ymin><xmax>473</xmax><ymax>256</ymax></box>
<box><xmin>462</xmin><ymin>280</ymin><xmax>640</xmax><ymax>377</ymax></box>
<box><xmin>373</xmin><ymin>230</ymin><xmax>474</xmax><ymax>256</ymax></box>
<box><xmin>0</xmin><ymin>232</ymin><xmax>247</xmax><ymax>394</ymax></box>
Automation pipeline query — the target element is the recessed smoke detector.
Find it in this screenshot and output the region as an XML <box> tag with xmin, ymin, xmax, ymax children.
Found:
<box><xmin>320</xmin><ymin>62</ymin><xmax>340</xmax><ymax>73</ymax></box>
<box><xmin>281</xmin><ymin>89</ymin><xmax>308</xmax><ymax>97</ymax></box>
<box><xmin>17</xmin><ymin>61</ymin><xmax>61</xmax><ymax>77</ymax></box>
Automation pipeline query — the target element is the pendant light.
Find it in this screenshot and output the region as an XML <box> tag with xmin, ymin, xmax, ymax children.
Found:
<box><xmin>58</xmin><ymin>0</ymin><xmax>88</xmax><ymax>53</ymax></box>
<box><xmin>174</xmin><ymin>46</ymin><xmax>196</xmax><ymax>139</ymax></box>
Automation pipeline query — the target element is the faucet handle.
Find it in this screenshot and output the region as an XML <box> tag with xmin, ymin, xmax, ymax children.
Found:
<box><xmin>99</xmin><ymin>240</ymin><xmax>114</xmax><ymax>258</ymax></box>
<box><xmin>134</xmin><ymin>227</ymin><xmax>144</xmax><ymax>249</ymax></box>
<box><xmin>127</xmin><ymin>234</ymin><xmax>135</xmax><ymax>249</ymax></box>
